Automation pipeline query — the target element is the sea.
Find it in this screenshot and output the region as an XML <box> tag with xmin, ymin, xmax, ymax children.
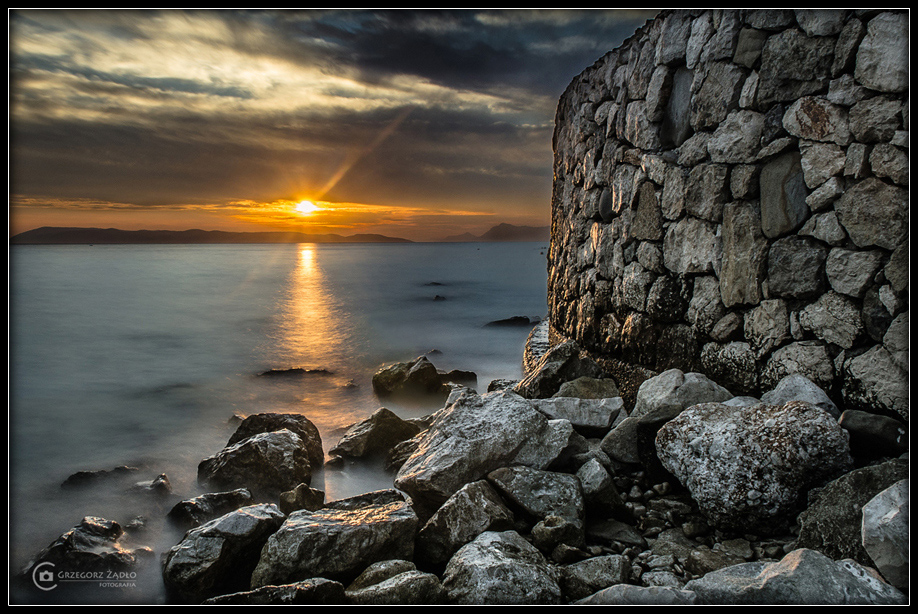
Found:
<box><xmin>9</xmin><ymin>241</ymin><xmax>549</xmax><ymax>604</ymax></box>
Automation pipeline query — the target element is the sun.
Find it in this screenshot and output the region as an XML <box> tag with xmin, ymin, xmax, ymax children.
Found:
<box><xmin>294</xmin><ymin>200</ymin><xmax>321</xmax><ymax>214</ymax></box>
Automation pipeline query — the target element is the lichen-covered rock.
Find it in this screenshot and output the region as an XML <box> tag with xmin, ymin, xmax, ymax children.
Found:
<box><xmin>656</xmin><ymin>401</ymin><xmax>853</xmax><ymax>532</ymax></box>
<box><xmin>683</xmin><ymin>548</ymin><xmax>907</xmax><ymax>605</ymax></box>
<box><xmin>250</xmin><ymin>500</ymin><xmax>418</xmax><ymax>588</ymax></box>
<box><xmin>441</xmin><ymin>531</ymin><xmax>563</xmax><ymax>605</ymax></box>
<box><xmin>162</xmin><ymin>504</ymin><xmax>286</xmax><ymax>603</ymax></box>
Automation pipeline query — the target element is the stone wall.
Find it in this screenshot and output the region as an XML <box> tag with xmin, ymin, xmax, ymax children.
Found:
<box><xmin>547</xmin><ymin>9</ymin><xmax>908</xmax><ymax>421</ymax></box>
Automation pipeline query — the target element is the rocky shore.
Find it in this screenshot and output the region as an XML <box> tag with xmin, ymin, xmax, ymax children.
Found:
<box><xmin>14</xmin><ymin>327</ymin><xmax>908</xmax><ymax>605</ymax></box>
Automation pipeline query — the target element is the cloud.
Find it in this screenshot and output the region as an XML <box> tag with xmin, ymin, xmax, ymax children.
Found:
<box><xmin>9</xmin><ymin>9</ymin><xmax>657</xmax><ymax>237</ymax></box>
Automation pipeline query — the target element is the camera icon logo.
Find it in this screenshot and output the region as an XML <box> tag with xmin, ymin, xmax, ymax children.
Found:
<box><xmin>32</xmin><ymin>562</ymin><xmax>57</xmax><ymax>591</ymax></box>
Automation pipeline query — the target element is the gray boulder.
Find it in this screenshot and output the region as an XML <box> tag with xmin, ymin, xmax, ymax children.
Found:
<box><xmin>656</xmin><ymin>401</ymin><xmax>853</xmax><ymax>533</ymax></box>
<box><xmin>795</xmin><ymin>459</ymin><xmax>908</xmax><ymax>566</ymax></box>
<box><xmin>393</xmin><ymin>390</ymin><xmax>573</xmax><ymax>512</ymax></box>
<box><xmin>416</xmin><ymin>480</ymin><xmax>516</xmax><ymax>566</ymax></box>
<box><xmin>328</xmin><ymin>407</ymin><xmax>421</xmax><ymax>460</ymax></box>
<box><xmin>532</xmin><ymin>396</ymin><xmax>625</xmax><ymax>436</ymax></box>
<box><xmin>162</xmin><ymin>504</ymin><xmax>285</xmax><ymax>603</ymax></box>
<box><xmin>861</xmin><ymin>479</ymin><xmax>909</xmax><ymax>591</ymax></box>
<box><xmin>441</xmin><ymin>531</ymin><xmax>563</xmax><ymax>604</ymax></box>
<box><xmin>487</xmin><ymin>466</ymin><xmax>585</xmax><ymax>543</ymax></box>
<box><xmin>372</xmin><ymin>356</ymin><xmax>448</xmax><ymax>398</ymax></box>
<box><xmin>552</xmin><ymin>376</ymin><xmax>620</xmax><ymax>399</ymax></box>
<box><xmin>197</xmin><ymin>429</ymin><xmax>313</xmax><ymax>497</ymax></box>
<box><xmin>346</xmin><ymin>561</ymin><xmax>446</xmax><ymax>605</ymax></box>
<box><xmin>513</xmin><ymin>340</ymin><xmax>605</xmax><ymax>399</ymax></box>
<box><xmin>576</xmin><ymin>584</ymin><xmax>697</xmax><ymax>604</ymax></box>
<box><xmin>684</xmin><ymin>548</ymin><xmax>906</xmax><ymax>605</ymax></box>
<box><xmin>760</xmin><ymin>374</ymin><xmax>839</xmax><ymax>419</ymax></box>
<box><xmin>227</xmin><ymin>412</ymin><xmax>324</xmax><ymax>469</ymax></box>
<box><xmin>250</xmin><ymin>500</ymin><xmax>418</xmax><ymax>588</ymax></box>
<box><xmin>632</xmin><ymin>369</ymin><xmax>733</xmax><ymax>419</ymax></box>
<box><xmin>167</xmin><ymin>488</ymin><xmax>254</xmax><ymax>531</ymax></box>
<box><xmin>560</xmin><ymin>554</ymin><xmax>630</xmax><ymax>601</ymax></box>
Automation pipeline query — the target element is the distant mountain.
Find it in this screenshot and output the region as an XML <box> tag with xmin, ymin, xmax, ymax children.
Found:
<box><xmin>441</xmin><ymin>223</ymin><xmax>549</xmax><ymax>242</ymax></box>
<box><xmin>10</xmin><ymin>227</ymin><xmax>413</xmax><ymax>245</ymax></box>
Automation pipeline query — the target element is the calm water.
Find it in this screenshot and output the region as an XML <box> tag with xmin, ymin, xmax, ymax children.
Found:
<box><xmin>9</xmin><ymin>241</ymin><xmax>548</xmax><ymax>603</ymax></box>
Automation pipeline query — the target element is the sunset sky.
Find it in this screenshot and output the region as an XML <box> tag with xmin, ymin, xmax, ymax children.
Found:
<box><xmin>9</xmin><ymin>9</ymin><xmax>658</xmax><ymax>241</ymax></box>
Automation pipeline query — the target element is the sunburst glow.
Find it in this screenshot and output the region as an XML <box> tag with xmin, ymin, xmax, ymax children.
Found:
<box><xmin>294</xmin><ymin>200</ymin><xmax>321</xmax><ymax>214</ymax></box>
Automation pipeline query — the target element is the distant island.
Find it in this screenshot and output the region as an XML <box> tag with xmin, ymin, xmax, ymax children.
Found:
<box><xmin>440</xmin><ymin>223</ymin><xmax>550</xmax><ymax>242</ymax></box>
<box><xmin>9</xmin><ymin>227</ymin><xmax>412</xmax><ymax>245</ymax></box>
<box><xmin>10</xmin><ymin>223</ymin><xmax>551</xmax><ymax>245</ymax></box>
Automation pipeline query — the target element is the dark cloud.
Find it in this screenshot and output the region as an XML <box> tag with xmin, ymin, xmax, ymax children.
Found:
<box><xmin>9</xmin><ymin>9</ymin><xmax>657</xmax><ymax>235</ymax></box>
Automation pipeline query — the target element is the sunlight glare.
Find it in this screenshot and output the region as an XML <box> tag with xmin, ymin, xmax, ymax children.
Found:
<box><xmin>295</xmin><ymin>200</ymin><xmax>321</xmax><ymax>214</ymax></box>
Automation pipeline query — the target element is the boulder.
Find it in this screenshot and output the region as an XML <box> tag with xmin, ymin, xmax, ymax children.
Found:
<box><xmin>278</xmin><ymin>484</ymin><xmax>325</xmax><ymax>515</ymax></box>
<box><xmin>656</xmin><ymin>401</ymin><xmax>853</xmax><ymax>533</ymax></box>
<box><xmin>345</xmin><ymin>562</ymin><xmax>446</xmax><ymax>605</ymax></box>
<box><xmin>167</xmin><ymin>488</ymin><xmax>254</xmax><ymax>531</ymax></box>
<box><xmin>552</xmin><ymin>376</ymin><xmax>620</xmax><ymax>400</ymax></box>
<box><xmin>631</xmin><ymin>369</ymin><xmax>733</xmax><ymax>419</ymax></box>
<box><xmin>760</xmin><ymin>374</ymin><xmax>839</xmax><ymax>419</ymax></box>
<box><xmin>197</xmin><ymin>429</ymin><xmax>313</xmax><ymax>497</ymax></box>
<box><xmin>795</xmin><ymin>459</ymin><xmax>908</xmax><ymax>566</ymax></box>
<box><xmin>683</xmin><ymin>548</ymin><xmax>906</xmax><ymax>605</ymax></box>
<box><xmin>513</xmin><ymin>340</ymin><xmax>605</xmax><ymax>399</ymax></box>
<box><xmin>328</xmin><ymin>407</ymin><xmax>421</xmax><ymax>460</ymax></box>
<box><xmin>576</xmin><ymin>584</ymin><xmax>697</xmax><ymax>605</ymax></box>
<box><xmin>441</xmin><ymin>531</ymin><xmax>563</xmax><ymax>604</ymax></box>
<box><xmin>19</xmin><ymin>517</ymin><xmax>154</xmax><ymax>590</ymax></box>
<box><xmin>838</xmin><ymin>410</ymin><xmax>908</xmax><ymax>460</ymax></box>
<box><xmin>487</xmin><ymin>466</ymin><xmax>585</xmax><ymax>540</ymax></box>
<box><xmin>162</xmin><ymin>504</ymin><xmax>286</xmax><ymax>603</ymax></box>
<box><xmin>372</xmin><ymin>356</ymin><xmax>448</xmax><ymax>398</ymax></box>
<box><xmin>60</xmin><ymin>465</ymin><xmax>140</xmax><ymax>490</ymax></box>
<box><xmin>416</xmin><ymin>480</ymin><xmax>516</xmax><ymax>567</ymax></box>
<box><xmin>531</xmin><ymin>397</ymin><xmax>625</xmax><ymax>436</ymax></box>
<box><xmin>559</xmin><ymin>554</ymin><xmax>630</xmax><ymax>601</ymax></box>
<box><xmin>861</xmin><ymin>479</ymin><xmax>909</xmax><ymax>591</ymax></box>
<box><xmin>393</xmin><ymin>390</ymin><xmax>572</xmax><ymax>513</ymax></box>
<box><xmin>250</xmin><ymin>500</ymin><xmax>418</xmax><ymax>588</ymax></box>
<box><xmin>202</xmin><ymin>578</ymin><xmax>346</xmax><ymax>605</ymax></box>
<box><xmin>227</xmin><ymin>412</ymin><xmax>324</xmax><ymax>469</ymax></box>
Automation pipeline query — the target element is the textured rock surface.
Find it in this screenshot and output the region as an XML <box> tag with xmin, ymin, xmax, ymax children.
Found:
<box><xmin>162</xmin><ymin>504</ymin><xmax>285</xmax><ymax>602</ymax></box>
<box><xmin>683</xmin><ymin>548</ymin><xmax>907</xmax><ymax>605</ymax></box>
<box><xmin>441</xmin><ymin>531</ymin><xmax>563</xmax><ymax>604</ymax></box>
<box><xmin>547</xmin><ymin>9</ymin><xmax>909</xmax><ymax>431</ymax></box>
<box><xmin>656</xmin><ymin>401</ymin><xmax>853</xmax><ymax>532</ymax></box>
<box><xmin>250</xmin><ymin>500</ymin><xmax>418</xmax><ymax>588</ymax></box>
<box><xmin>861</xmin><ymin>479</ymin><xmax>909</xmax><ymax>590</ymax></box>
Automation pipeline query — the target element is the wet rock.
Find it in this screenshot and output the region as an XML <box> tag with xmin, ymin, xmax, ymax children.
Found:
<box><xmin>372</xmin><ymin>356</ymin><xmax>449</xmax><ymax>398</ymax></box>
<box><xmin>838</xmin><ymin>410</ymin><xmax>908</xmax><ymax>460</ymax></box>
<box><xmin>167</xmin><ymin>488</ymin><xmax>254</xmax><ymax>531</ymax></box>
<box><xmin>656</xmin><ymin>401</ymin><xmax>853</xmax><ymax>533</ymax></box>
<box><xmin>250</xmin><ymin>500</ymin><xmax>418</xmax><ymax>588</ymax></box>
<box><xmin>197</xmin><ymin>429</ymin><xmax>314</xmax><ymax>497</ymax></box>
<box><xmin>19</xmin><ymin>517</ymin><xmax>154</xmax><ymax>588</ymax></box>
<box><xmin>328</xmin><ymin>407</ymin><xmax>421</xmax><ymax>460</ymax></box>
<box><xmin>683</xmin><ymin>548</ymin><xmax>907</xmax><ymax>605</ymax></box>
<box><xmin>486</xmin><ymin>316</ymin><xmax>536</xmax><ymax>327</ymax></box>
<box><xmin>60</xmin><ymin>465</ymin><xmax>140</xmax><ymax>490</ymax></box>
<box><xmin>560</xmin><ymin>554</ymin><xmax>630</xmax><ymax>601</ymax></box>
<box><xmin>278</xmin><ymin>484</ymin><xmax>325</xmax><ymax>515</ymax></box>
<box><xmin>130</xmin><ymin>473</ymin><xmax>172</xmax><ymax>496</ymax></box>
<box><xmin>162</xmin><ymin>504</ymin><xmax>285</xmax><ymax>603</ymax></box>
<box><xmin>226</xmin><ymin>412</ymin><xmax>324</xmax><ymax>469</ymax></box>
<box><xmin>441</xmin><ymin>531</ymin><xmax>563</xmax><ymax>605</ymax></box>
